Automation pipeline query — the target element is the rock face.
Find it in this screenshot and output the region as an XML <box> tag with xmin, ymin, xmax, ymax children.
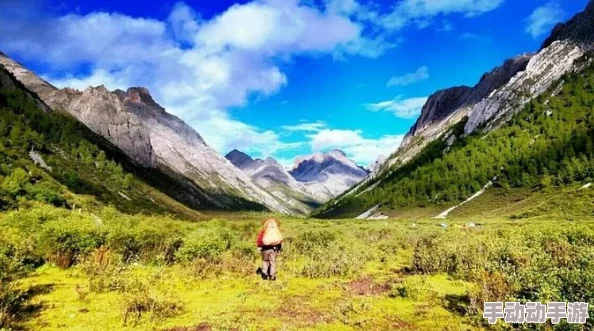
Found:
<box><xmin>464</xmin><ymin>41</ymin><xmax>584</xmax><ymax>134</ymax></box>
<box><xmin>0</xmin><ymin>53</ymin><xmax>291</xmax><ymax>214</ymax></box>
<box><xmin>368</xmin><ymin>155</ymin><xmax>387</xmax><ymax>176</ymax></box>
<box><xmin>394</xmin><ymin>54</ymin><xmax>533</xmax><ymax>168</ymax></box>
<box><xmin>226</xmin><ymin>150</ymin><xmax>318</xmax><ymax>215</ymax></box>
<box><xmin>386</xmin><ymin>1</ymin><xmax>594</xmax><ymax>170</ymax></box>
<box><xmin>290</xmin><ymin>150</ymin><xmax>368</xmax><ymax>200</ymax></box>
<box><xmin>541</xmin><ymin>0</ymin><xmax>594</xmax><ymax>49</ymax></box>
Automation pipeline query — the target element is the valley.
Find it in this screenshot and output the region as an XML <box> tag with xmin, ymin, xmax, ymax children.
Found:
<box><xmin>1</xmin><ymin>0</ymin><xmax>594</xmax><ymax>330</ymax></box>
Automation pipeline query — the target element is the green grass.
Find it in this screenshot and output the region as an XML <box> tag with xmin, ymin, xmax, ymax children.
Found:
<box><xmin>3</xmin><ymin>201</ymin><xmax>594</xmax><ymax>330</ymax></box>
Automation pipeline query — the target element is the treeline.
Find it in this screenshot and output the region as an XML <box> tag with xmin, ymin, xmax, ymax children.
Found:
<box><xmin>317</xmin><ymin>57</ymin><xmax>594</xmax><ymax>216</ymax></box>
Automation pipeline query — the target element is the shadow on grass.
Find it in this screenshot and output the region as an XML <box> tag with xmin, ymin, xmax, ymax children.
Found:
<box><xmin>2</xmin><ymin>283</ymin><xmax>54</xmax><ymax>331</ymax></box>
<box><xmin>443</xmin><ymin>293</ymin><xmax>471</xmax><ymax>316</ymax></box>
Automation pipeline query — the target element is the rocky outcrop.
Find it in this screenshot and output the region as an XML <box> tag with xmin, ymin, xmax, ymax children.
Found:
<box><xmin>465</xmin><ymin>41</ymin><xmax>584</xmax><ymax>133</ymax></box>
<box><xmin>60</xmin><ymin>86</ymin><xmax>156</xmax><ymax>166</ymax></box>
<box><xmin>400</xmin><ymin>54</ymin><xmax>533</xmax><ymax>153</ymax></box>
<box><xmin>368</xmin><ymin>155</ymin><xmax>387</xmax><ymax>176</ymax></box>
<box><xmin>290</xmin><ymin>150</ymin><xmax>368</xmax><ymax>199</ymax></box>
<box><xmin>0</xmin><ymin>53</ymin><xmax>292</xmax><ymax>214</ymax></box>
<box><xmin>226</xmin><ymin>149</ymin><xmax>256</xmax><ymax>169</ymax></box>
<box><xmin>541</xmin><ymin>0</ymin><xmax>594</xmax><ymax>49</ymax></box>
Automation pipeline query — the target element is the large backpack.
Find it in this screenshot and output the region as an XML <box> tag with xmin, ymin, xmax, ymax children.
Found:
<box><xmin>256</xmin><ymin>219</ymin><xmax>283</xmax><ymax>246</ymax></box>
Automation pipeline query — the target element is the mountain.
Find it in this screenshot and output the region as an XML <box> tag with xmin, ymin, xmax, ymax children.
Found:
<box><xmin>290</xmin><ymin>150</ymin><xmax>368</xmax><ymax>201</ymax></box>
<box><xmin>0</xmin><ymin>63</ymin><xmax>206</xmax><ymax>219</ymax></box>
<box><xmin>368</xmin><ymin>155</ymin><xmax>387</xmax><ymax>176</ymax></box>
<box><xmin>0</xmin><ymin>53</ymin><xmax>292</xmax><ymax>214</ymax></box>
<box><xmin>225</xmin><ymin>150</ymin><xmax>319</xmax><ymax>215</ymax></box>
<box><xmin>314</xmin><ymin>0</ymin><xmax>594</xmax><ymax>219</ymax></box>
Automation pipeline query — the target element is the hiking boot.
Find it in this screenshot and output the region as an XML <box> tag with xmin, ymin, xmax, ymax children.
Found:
<box><xmin>269</xmin><ymin>276</ymin><xmax>277</xmax><ymax>281</ymax></box>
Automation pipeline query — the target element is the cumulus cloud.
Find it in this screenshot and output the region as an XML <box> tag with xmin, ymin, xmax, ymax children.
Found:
<box><xmin>309</xmin><ymin>129</ymin><xmax>364</xmax><ymax>150</ymax></box>
<box><xmin>279</xmin><ymin>122</ymin><xmax>402</xmax><ymax>165</ymax></box>
<box><xmin>387</xmin><ymin>66</ymin><xmax>429</xmax><ymax>87</ymax></box>
<box><xmin>525</xmin><ymin>2</ymin><xmax>565</xmax><ymax>39</ymax></box>
<box><xmin>0</xmin><ymin>1</ymin><xmax>382</xmax><ymax>156</ymax></box>
<box><xmin>364</xmin><ymin>96</ymin><xmax>428</xmax><ymax>118</ymax></box>
<box><xmin>307</xmin><ymin>129</ymin><xmax>404</xmax><ymax>165</ymax></box>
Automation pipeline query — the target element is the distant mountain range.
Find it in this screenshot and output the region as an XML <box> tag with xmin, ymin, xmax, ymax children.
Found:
<box><xmin>226</xmin><ymin>149</ymin><xmax>368</xmax><ymax>214</ymax></box>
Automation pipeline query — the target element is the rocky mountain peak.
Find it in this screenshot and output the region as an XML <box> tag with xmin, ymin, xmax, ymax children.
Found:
<box><xmin>113</xmin><ymin>87</ymin><xmax>165</xmax><ymax>112</ymax></box>
<box><xmin>541</xmin><ymin>0</ymin><xmax>594</xmax><ymax>49</ymax></box>
<box><xmin>328</xmin><ymin>149</ymin><xmax>347</xmax><ymax>158</ymax></box>
<box><xmin>290</xmin><ymin>150</ymin><xmax>367</xmax><ymax>184</ymax></box>
<box><xmin>225</xmin><ymin>149</ymin><xmax>254</xmax><ymax>169</ymax></box>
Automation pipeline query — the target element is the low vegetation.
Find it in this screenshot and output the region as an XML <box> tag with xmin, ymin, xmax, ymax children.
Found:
<box><xmin>0</xmin><ymin>201</ymin><xmax>592</xmax><ymax>330</ymax></box>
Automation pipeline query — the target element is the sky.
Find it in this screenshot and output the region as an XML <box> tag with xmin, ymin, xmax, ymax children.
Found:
<box><xmin>0</xmin><ymin>0</ymin><xmax>589</xmax><ymax>167</ymax></box>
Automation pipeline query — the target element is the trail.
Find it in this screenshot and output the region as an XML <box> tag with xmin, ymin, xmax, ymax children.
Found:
<box><xmin>356</xmin><ymin>205</ymin><xmax>380</xmax><ymax>219</ymax></box>
<box><xmin>434</xmin><ymin>180</ymin><xmax>493</xmax><ymax>219</ymax></box>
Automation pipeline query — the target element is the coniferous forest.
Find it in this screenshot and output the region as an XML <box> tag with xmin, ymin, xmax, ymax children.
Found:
<box><xmin>316</xmin><ymin>56</ymin><xmax>594</xmax><ymax>218</ymax></box>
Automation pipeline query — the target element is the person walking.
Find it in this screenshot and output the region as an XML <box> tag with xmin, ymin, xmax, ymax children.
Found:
<box><xmin>256</xmin><ymin>219</ymin><xmax>283</xmax><ymax>281</ymax></box>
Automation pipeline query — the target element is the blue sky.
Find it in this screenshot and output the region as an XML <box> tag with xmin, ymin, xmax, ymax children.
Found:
<box><xmin>0</xmin><ymin>0</ymin><xmax>589</xmax><ymax>166</ymax></box>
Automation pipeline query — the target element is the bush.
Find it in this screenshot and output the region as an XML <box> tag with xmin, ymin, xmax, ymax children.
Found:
<box><xmin>299</xmin><ymin>240</ymin><xmax>367</xmax><ymax>278</ymax></box>
<box><xmin>175</xmin><ymin>229</ymin><xmax>231</xmax><ymax>263</ymax></box>
<box><xmin>38</xmin><ymin>219</ymin><xmax>106</xmax><ymax>268</ymax></box>
<box><xmin>121</xmin><ymin>283</ymin><xmax>183</xmax><ymax>326</ymax></box>
<box><xmin>80</xmin><ymin>246</ymin><xmax>127</xmax><ymax>293</ymax></box>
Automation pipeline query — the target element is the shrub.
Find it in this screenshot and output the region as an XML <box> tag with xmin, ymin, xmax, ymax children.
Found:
<box><xmin>121</xmin><ymin>284</ymin><xmax>183</xmax><ymax>326</ymax></box>
<box><xmin>80</xmin><ymin>246</ymin><xmax>127</xmax><ymax>293</ymax></box>
<box><xmin>390</xmin><ymin>277</ymin><xmax>423</xmax><ymax>300</ymax></box>
<box><xmin>299</xmin><ymin>240</ymin><xmax>367</xmax><ymax>278</ymax></box>
<box><xmin>175</xmin><ymin>229</ymin><xmax>231</xmax><ymax>263</ymax></box>
<box><xmin>39</xmin><ymin>219</ymin><xmax>106</xmax><ymax>268</ymax></box>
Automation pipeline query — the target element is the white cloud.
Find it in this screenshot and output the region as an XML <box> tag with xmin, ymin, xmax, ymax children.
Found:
<box><xmin>525</xmin><ymin>2</ymin><xmax>565</xmax><ymax>39</ymax></box>
<box><xmin>439</xmin><ymin>20</ymin><xmax>454</xmax><ymax>32</ymax></box>
<box><xmin>325</xmin><ymin>0</ymin><xmax>361</xmax><ymax>16</ymax></box>
<box><xmin>364</xmin><ymin>96</ymin><xmax>428</xmax><ymax>118</ymax></box>
<box><xmin>0</xmin><ymin>0</ymin><xmax>494</xmax><ymax>165</ymax></box>
<box><xmin>309</xmin><ymin>129</ymin><xmax>363</xmax><ymax>150</ymax></box>
<box><xmin>281</xmin><ymin>121</ymin><xmax>328</xmax><ymax>132</ymax></box>
<box><xmin>381</xmin><ymin>0</ymin><xmax>505</xmax><ymax>31</ymax></box>
<box><xmin>0</xmin><ymin>1</ymin><xmax>389</xmax><ymax>159</ymax></box>
<box><xmin>306</xmin><ymin>129</ymin><xmax>404</xmax><ymax>165</ymax></box>
<box><xmin>387</xmin><ymin>66</ymin><xmax>429</xmax><ymax>87</ymax></box>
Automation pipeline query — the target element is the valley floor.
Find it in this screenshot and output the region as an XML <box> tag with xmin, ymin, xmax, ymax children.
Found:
<box><xmin>5</xmin><ymin>200</ymin><xmax>594</xmax><ymax>331</ymax></box>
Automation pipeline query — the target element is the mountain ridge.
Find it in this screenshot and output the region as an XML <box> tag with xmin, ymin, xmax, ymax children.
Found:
<box><xmin>225</xmin><ymin>149</ymin><xmax>369</xmax><ymax>214</ymax></box>
<box><xmin>0</xmin><ymin>53</ymin><xmax>294</xmax><ymax>214</ymax></box>
<box><xmin>315</xmin><ymin>0</ymin><xmax>594</xmax><ymax>218</ymax></box>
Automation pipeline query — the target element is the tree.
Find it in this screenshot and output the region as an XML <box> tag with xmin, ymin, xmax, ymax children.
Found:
<box><xmin>1</xmin><ymin>168</ymin><xmax>29</xmax><ymax>197</ymax></box>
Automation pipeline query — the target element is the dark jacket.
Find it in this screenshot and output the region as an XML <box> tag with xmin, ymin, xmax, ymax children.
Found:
<box><xmin>261</xmin><ymin>243</ymin><xmax>282</xmax><ymax>252</ymax></box>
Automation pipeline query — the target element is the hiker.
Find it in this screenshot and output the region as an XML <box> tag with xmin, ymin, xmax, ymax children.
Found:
<box><xmin>256</xmin><ymin>219</ymin><xmax>283</xmax><ymax>281</ymax></box>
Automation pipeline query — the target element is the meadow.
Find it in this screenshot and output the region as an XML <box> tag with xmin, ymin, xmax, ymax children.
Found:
<box><xmin>2</xmin><ymin>186</ymin><xmax>594</xmax><ymax>331</ymax></box>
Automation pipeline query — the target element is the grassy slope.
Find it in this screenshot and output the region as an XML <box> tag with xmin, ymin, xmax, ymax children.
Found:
<box><xmin>0</xmin><ymin>66</ymin><xmax>211</xmax><ymax>220</ymax></box>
